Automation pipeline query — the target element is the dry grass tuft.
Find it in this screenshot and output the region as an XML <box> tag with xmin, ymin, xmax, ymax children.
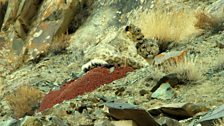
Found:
<box><xmin>0</xmin><ymin>77</ymin><xmax>4</xmax><ymax>97</ymax></box>
<box><xmin>5</xmin><ymin>85</ymin><xmax>43</xmax><ymax>118</ymax></box>
<box><xmin>211</xmin><ymin>54</ymin><xmax>224</xmax><ymax>73</ymax></box>
<box><xmin>194</xmin><ymin>9</ymin><xmax>221</xmax><ymax>32</ymax></box>
<box><xmin>214</xmin><ymin>118</ymin><xmax>224</xmax><ymax>126</ymax></box>
<box><xmin>131</xmin><ymin>9</ymin><xmax>201</xmax><ymax>43</ymax></box>
<box><xmin>49</xmin><ymin>33</ymin><xmax>70</xmax><ymax>54</ymax></box>
<box><xmin>215</xmin><ymin>55</ymin><xmax>224</xmax><ymax>69</ymax></box>
<box><xmin>165</xmin><ymin>56</ymin><xmax>204</xmax><ymax>83</ymax></box>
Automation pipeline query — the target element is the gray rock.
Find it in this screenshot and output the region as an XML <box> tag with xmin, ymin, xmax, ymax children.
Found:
<box><xmin>151</xmin><ymin>83</ymin><xmax>175</xmax><ymax>100</ymax></box>
<box><xmin>193</xmin><ymin>105</ymin><xmax>224</xmax><ymax>126</ymax></box>
<box><xmin>0</xmin><ymin>118</ymin><xmax>17</xmax><ymax>126</ymax></box>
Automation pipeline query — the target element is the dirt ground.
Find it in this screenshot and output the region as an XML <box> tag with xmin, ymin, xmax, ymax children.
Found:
<box><xmin>0</xmin><ymin>0</ymin><xmax>224</xmax><ymax>125</ymax></box>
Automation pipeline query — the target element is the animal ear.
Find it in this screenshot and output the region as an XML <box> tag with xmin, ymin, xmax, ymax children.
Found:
<box><xmin>125</xmin><ymin>26</ymin><xmax>130</xmax><ymax>31</ymax></box>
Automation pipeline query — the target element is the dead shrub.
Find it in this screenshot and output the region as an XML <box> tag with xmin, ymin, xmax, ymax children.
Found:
<box><xmin>131</xmin><ymin>9</ymin><xmax>201</xmax><ymax>43</ymax></box>
<box><xmin>212</xmin><ymin>54</ymin><xmax>224</xmax><ymax>73</ymax></box>
<box><xmin>5</xmin><ymin>85</ymin><xmax>43</xmax><ymax>118</ymax></box>
<box><xmin>195</xmin><ymin>9</ymin><xmax>222</xmax><ymax>32</ymax></box>
<box><xmin>49</xmin><ymin>33</ymin><xmax>70</xmax><ymax>55</ymax></box>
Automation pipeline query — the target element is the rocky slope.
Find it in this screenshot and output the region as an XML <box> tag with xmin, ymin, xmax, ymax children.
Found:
<box><xmin>0</xmin><ymin>0</ymin><xmax>224</xmax><ymax>126</ymax></box>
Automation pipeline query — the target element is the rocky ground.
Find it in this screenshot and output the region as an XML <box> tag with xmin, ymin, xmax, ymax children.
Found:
<box><xmin>0</xmin><ymin>0</ymin><xmax>224</xmax><ymax>126</ymax></box>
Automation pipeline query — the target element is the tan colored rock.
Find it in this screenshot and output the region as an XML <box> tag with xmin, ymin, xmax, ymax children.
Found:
<box><xmin>1</xmin><ymin>0</ymin><xmax>95</xmax><ymax>62</ymax></box>
<box><xmin>26</xmin><ymin>0</ymin><xmax>90</xmax><ymax>61</ymax></box>
<box><xmin>153</xmin><ymin>50</ymin><xmax>187</xmax><ymax>65</ymax></box>
<box><xmin>20</xmin><ymin>116</ymin><xmax>42</xmax><ymax>126</ymax></box>
<box><xmin>111</xmin><ymin>120</ymin><xmax>137</xmax><ymax>126</ymax></box>
<box><xmin>161</xmin><ymin>103</ymin><xmax>209</xmax><ymax>119</ymax></box>
<box><xmin>104</xmin><ymin>102</ymin><xmax>160</xmax><ymax>126</ymax></box>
